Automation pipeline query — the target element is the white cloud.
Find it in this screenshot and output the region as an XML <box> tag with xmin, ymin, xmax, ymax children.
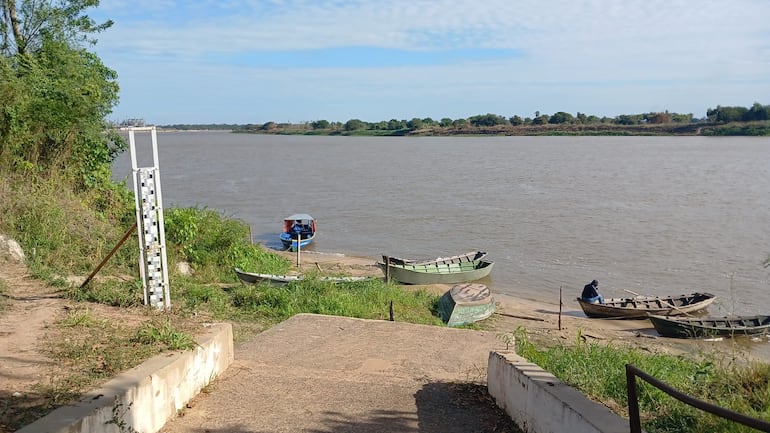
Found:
<box><xmin>93</xmin><ymin>0</ymin><xmax>770</xmax><ymax>123</ymax></box>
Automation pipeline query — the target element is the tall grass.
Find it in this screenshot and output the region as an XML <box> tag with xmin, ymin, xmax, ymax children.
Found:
<box><xmin>0</xmin><ymin>173</ymin><xmax>136</xmax><ymax>278</ymax></box>
<box><xmin>0</xmin><ymin>278</ymin><xmax>8</xmax><ymax>311</ymax></box>
<box><xmin>514</xmin><ymin>328</ymin><xmax>770</xmax><ymax>432</ymax></box>
<box><xmin>163</xmin><ymin>206</ymin><xmax>290</xmax><ymax>281</ymax></box>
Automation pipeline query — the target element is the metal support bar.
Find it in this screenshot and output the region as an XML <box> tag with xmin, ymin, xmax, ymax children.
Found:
<box><xmin>626</xmin><ymin>364</ymin><xmax>770</xmax><ymax>432</ymax></box>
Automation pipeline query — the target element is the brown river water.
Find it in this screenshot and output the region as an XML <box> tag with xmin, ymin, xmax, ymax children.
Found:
<box><xmin>114</xmin><ymin>131</ymin><xmax>770</xmax><ymax>354</ymax></box>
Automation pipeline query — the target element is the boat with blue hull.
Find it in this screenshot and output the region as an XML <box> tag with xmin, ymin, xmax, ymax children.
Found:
<box><xmin>279</xmin><ymin>213</ymin><xmax>316</xmax><ymax>251</ymax></box>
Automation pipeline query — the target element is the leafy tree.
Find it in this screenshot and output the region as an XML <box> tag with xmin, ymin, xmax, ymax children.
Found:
<box><xmin>344</xmin><ymin>118</ymin><xmax>366</xmax><ymax>131</ymax></box>
<box><xmin>670</xmin><ymin>113</ymin><xmax>693</xmax><ymax>123</ymax></box>
<box><xmin>452</xmin><ymin>118</ymin><xmax>467</xmax><ymax>128</ymax></box>
<box><xmin>509</xmin><ymin>115</ymin><xmax>523</xmax><ymax>126</ymax></box>
<box><xmin>406</xmin><ymin>118</ymin><xmax>423</xmax><ymax>130</ymax></box>
<box><xmin>439</xmin><ymin>117</ymin><xmax>453</xmax><ymax>127</ymax></box>
<box><xmin>387</xmin><ymin>119</ymin><xmax>405</xmax><ymax>130</ymax></box>
<box><xmin>548</xmin><ymin>111</ymin><xmax>574</xmax><ymax>124</ymax></box>
<box><xmin>311</xmin><ymin>119</ymin><xmax>330</xmax><ymax>129</ymax></box>
<box><xmin>468</xmin><ymin>113</ymin><xmax>507</xmax><ymax>127</ymax></box>
<box><xmin>747</xmin><ymin>102</ymin><xmax>769</xmax><ymax>121</ymax></box>
<box><xmin>0</xmin><ymin>0</ymin><xmax>122</xmax><ymax>193</ymax></box>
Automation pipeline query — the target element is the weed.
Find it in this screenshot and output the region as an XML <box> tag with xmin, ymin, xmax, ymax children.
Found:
<box><xmin>105</xmin><ymin>398</ymin><xmax>139</xmax><ymax>433</ymax></box>
<box><xmin>514</xmin><ymin>328</ymin><xmax>770</xmax><ymax>432</ymax></box>
<box><xmin>0</xmin><ymin>279</ymin><xmax>8</xmax><ymax>312</ymax></box>
<box><xmin>133</xmin><ymin>318</ymin><xmax>196</xmax><ymax>351</ymax></box>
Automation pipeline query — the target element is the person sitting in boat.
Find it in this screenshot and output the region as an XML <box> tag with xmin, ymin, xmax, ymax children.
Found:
<box><xmin>292</xmin><ymin>221</ymin><xmax>304</xmax><ymax>238</ymax></box>
<box><xmin>581</xmin><ymin>279</ymin><xmax>604</xmax><ymax>304</ymax></box>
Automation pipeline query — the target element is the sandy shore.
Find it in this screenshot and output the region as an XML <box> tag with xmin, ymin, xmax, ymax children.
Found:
<box><xmin>272</xmin><ymin>249</ymin><xmax>722</xmax><ymax>357</ymax></box>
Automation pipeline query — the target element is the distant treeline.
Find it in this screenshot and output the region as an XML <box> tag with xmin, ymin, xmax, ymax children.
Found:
<box><xmin>152</xmin><ymin>102</ymin><xmax>770</xmax><ymax>136</ymax></box>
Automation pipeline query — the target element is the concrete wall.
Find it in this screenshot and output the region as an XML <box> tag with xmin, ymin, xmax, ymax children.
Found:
<box><xmin>487</xmin><ymin>351</ymin><xmax>633</xmax><ymax>433</ymax></box>
<box><xmin>17</xmin><ymin>322</ymin><xmax>234</xmax><ymax>433</ymax></box>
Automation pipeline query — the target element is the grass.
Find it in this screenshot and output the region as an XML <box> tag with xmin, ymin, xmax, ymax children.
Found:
<box><xmin>0</xmin><ymin>279</ymin><xmax>8</xmax><ymax>312</ymax></box>
<box><xmin>513</xmin><ymin>327</ymin><xmax>770</xmax><ymax>433</ymax></box>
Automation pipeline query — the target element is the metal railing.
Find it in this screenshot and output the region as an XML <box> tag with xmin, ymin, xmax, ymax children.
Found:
<box><xmin>626</xmin><ymin>364</ymin><xmax>770</xmax><ymax>432</ymax></box>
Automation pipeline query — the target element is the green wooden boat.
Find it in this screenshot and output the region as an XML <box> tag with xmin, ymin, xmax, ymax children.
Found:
<box><xmin>377</xmin><ymin>259</ymin><xmax>494</xmax><ymax>285</ymax></box>
<box><xmin>648</xmin><ymin>314</ymin><xmax>770</xmax><ymax>339</ymax></box>
<box><xmin>438</xmin><ymin>283</ymin><xmax>496</xmax><ymax>327</ymax></box>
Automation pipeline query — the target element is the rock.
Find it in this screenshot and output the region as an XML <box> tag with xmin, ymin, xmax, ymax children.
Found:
<box><xmin>177</xmin><ymin>261</ymin><xmax>194</xmax><ymax>276</ymax></box>
<box><xmin>0</xmin><ymin>235</ymin><xmax>25</xmax><ymax>262</ymax></box>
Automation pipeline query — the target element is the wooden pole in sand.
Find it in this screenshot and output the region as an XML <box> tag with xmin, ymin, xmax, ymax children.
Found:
<box><xmin>295</xmin><ymin>234</ymin><xmax>301</xmax><ymax>267</ymax></box>
<box><xmin>384</xmin><ymin>256</ymin><xmax>391</xmax><ymax>283</ymax></box>
<box><xmin>80</xmin><ymin>224</ymin><xmax>137</xmax><ymax>289</ymax></box>
<box><xmin>558</xmin><ymin>286</ymin><xmax>563</xmax><ymax>330</ymax></box>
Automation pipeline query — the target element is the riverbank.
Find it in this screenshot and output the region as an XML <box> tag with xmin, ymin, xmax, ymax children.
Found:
<box><xmin>272</xmin><ymin>249</ymin><xmax>747</xmax><ymax>360</ymax></box>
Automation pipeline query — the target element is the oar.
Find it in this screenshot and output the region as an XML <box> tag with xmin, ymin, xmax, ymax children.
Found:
<box><xmin>623</xmin><ymin>288</ymin><xmax>644</xmax><ymax>297</ymax></box>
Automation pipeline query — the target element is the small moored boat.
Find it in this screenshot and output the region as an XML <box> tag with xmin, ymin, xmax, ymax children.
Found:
<box><xmin>648</xmin><ymin>314</ymin><xmax>770</xmax><ymax>339</ymax></box>
<box><xmin>576</xmin><ymin>292</ymin><xmax>716</xmax><ymax>319</ymax></box>
<box><xmin>377</xmin><ymin>258</ymin><xmax>494</xmax><ymax>285</ymax></box>
<box><xmin>234</xmin><ymin>268</ymin><xmax>370</xmax><ymax>287</ymax></box>
<box><xmin>438</xmin><ymin>283</ymin><xmax>496</xmax><ymax>327</ymax></box>
<box><xmin>279</xmin><ymin>214</ymin><xmax>316</xmax><ymax>251</ymax></box>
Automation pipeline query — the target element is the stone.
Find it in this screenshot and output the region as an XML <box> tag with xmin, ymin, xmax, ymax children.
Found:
<box><xmin>0</xmin><ymin>235</ymin><xmax>25</xmax><ymax>262</ymax></box>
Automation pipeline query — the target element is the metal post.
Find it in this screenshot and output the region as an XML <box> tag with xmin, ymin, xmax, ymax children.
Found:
<box><xmin>295</xmin><ymin>232</ymin><xmax>301</xmax><ymax>266</ymax></box>
<box><xmin>558</xmin><ymin>286</ymin><xmax>563</xmax><ymax>331</ymax></box>
<box><xmin>626</xmin><ymin>364</ymin><xmax>642</xmax><ymax>433</ymax></box>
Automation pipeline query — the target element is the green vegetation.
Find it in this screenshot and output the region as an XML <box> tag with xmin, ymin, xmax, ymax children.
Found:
<box><xmin>3</xmin><ymin>2</ymin><xmax>770</xmax><ymax>432</ymax></box>
<box><xmin>218</xmin><ymin>104</ymin><xmax>770</xmax><ymax>137</ymax></box>
<box><xmin>0</xmin><ymin>279</ymin><xmax>8</xmax><ymax>311</ymax></box>
<box><xmin>514</xmin><ymin>328</ymin><xmax>770</xmax><ymax>432</ymax></box>
<box><xmin>39</xmin><ymin>308</ymin><xmax>194</xmax><ymax>406</ymax></box>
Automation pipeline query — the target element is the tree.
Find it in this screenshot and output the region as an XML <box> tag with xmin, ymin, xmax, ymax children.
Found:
<box><xmin>1</xmin><ymin>1</ymin><xmax>121</xmax><ymax>193</ymax></box>
<box><xmin>311</xmin><ymin>119</ymin><xmax>330</xmax><ymax>129</ymax></box>
<box><xmin>406</xmin><ymin>118</ymin><xmax>424</xmax><ymax>130</ymax></box>
<box><xmin>344</xmin><ymin>119</ymin><xmax>366</xmax><ymax>131</ymax></box>
<box><xmin>747</xmin><ymin>102</ymin><xmax>769</xmax><ymax>121</ymax></box>
<box><xmin>509</xmin><ymin>115</ymin><xmax>523</xmax><ymax>126</ymax></box>
<box><xmin>1</xmin><ymin>0</ymin><xmax>113</xmax><ymax>57</ymax></box>
<box><xmin>549</xmin><ymin>111</ymin><xmax>574</xmax><ymax>124</ymax></box>
<box><xmin>468</xmin><ymin>113</ymin><xmax>507</xmax><ymax>127</ymax></box>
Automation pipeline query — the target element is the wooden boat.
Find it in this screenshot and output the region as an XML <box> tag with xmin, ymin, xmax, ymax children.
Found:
<box><xmin>279</xmin><ymin>213</ymin><xmax>316</xmax><ymax>251</ymax></box>
<box><xmin>437</xmin><ymin>283</ymin><xmax>496</xmax><ymax>327</ymax></box>
<box><xmin>576</xmin><ymin>292</ymin><xmax>716</xmax><ymax>319</ymax></box>
<box><xmin>648</xmin><ymin>314</ymin><xmax>770</xmax><ymax>339</ymax></box>
<box><xmin>382</xmin><ymin>250</ymin><xmax>487</xmax><ymax>266</ymax></box>
<box><xmin>377</xmin><ymin>259</ymin><xmax>494</xmax><ymax>285</ymax></box>
<box><xmin>234</xmin><ymin>268</ymin><xmax>371</xmax><ymax>287</ymax></box>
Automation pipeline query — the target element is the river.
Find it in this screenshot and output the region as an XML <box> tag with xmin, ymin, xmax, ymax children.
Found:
<box><xmin>113</xmin><ymin>131</ymin><xmax>770</xmax><ymax>320</ymax></box>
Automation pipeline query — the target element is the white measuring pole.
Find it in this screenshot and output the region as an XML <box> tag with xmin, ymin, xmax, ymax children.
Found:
<box><xmin>127</xmin><ymin>126</ymin><xmax>171</xmax><ymax>309</ymax></box>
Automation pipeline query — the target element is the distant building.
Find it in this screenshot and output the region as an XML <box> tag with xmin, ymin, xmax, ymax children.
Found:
<box><xmin>119</xmin><ymin>118</ymin><xmax>146</xmax><ymax>127</ymax></box>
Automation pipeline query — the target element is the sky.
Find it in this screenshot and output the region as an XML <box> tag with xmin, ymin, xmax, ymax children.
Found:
<box><xmin>89</xmin><ymin>0</ymin><xmax>770</xmax><ymax>125</ymax></box>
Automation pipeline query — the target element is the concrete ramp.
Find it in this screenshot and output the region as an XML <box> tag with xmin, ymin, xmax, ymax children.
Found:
<box><xmin>160</xmin><ymin>314</ymin><xmax>521</xmax><ymax>433</ymax></box>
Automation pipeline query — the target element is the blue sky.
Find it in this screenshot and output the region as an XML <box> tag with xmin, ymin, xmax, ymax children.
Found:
<box><xmin>90</xmin><ymin>0</ymin><xmax>770</xmax><ymax>125</ymax></box>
